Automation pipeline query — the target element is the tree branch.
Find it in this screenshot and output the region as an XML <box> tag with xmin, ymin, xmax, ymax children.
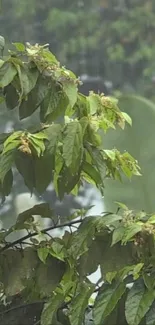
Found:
<box><xmin>0</xmin><ymin>219</ymin><xmax>82</xmax><ymax>252</ymax></box>
<box><xmin>0</xmin><ymin>301</ymin><xmax>45</xmax><ymax>316</ymax></box>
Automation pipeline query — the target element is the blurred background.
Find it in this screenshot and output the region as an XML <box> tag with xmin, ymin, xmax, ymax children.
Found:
<box><xmin>1</xmin><ymin>0</ymin><xmax>155</xmax><ymax>231</ymax></box>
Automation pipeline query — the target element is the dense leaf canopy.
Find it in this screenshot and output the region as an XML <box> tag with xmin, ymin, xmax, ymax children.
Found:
<box><xmin>0</xmin><ymin>41</ymin><xmax>154</xmax><ymax>325</ymax></box>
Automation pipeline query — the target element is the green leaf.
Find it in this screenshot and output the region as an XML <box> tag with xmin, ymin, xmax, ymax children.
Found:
<box><xmin>19</xmin><ymin>75</ymin><xmax>49</xmax><ymax>119</ymax></box>
<box><xmin>63</xmin><ymin>80</ymin><xmax>77</xmax><ymax>108</ymax></box>
<box><xmin>87</xmin><ymin>146</ymin><xmax>106</xmax><ymax>192</ymax></box>
<box><xmin>15</xmin><ymin>151</ymin><xmax>35</xmax><ymax>193</ymax></box>
<box><xmin>45</xmin><ymin>124</ymin><xmax>62</xmax><ymax>155</ymax></box>
<box><xmin>49</xmin><ymin>241</ymin><xmax>65</xmax><ymax>261</ymax></box>
<box><xmin>68</xmin><ymin>217</ymin><xmax>96</xmax><ymax>258</ymax></box>
<box><xmin>37</xmin><ymin>247</ymin><xmax>49</xmax><ymax>264</ymax></box>
<box><xmin>3</xmin><ymin>131</ymin><xmax>22</xmax><ymax>149</ymax></box>
<box><xmin>69</xmin><ymin>282</ymin><xmax>95</xmax><ymax>325</ymax></box>
<box><xmin>82</xmin><ymin>161</ymin><xmax>102</xmax><ymax>185</ymax></box>
<box><xmin>36</xmin><ymin>256</ymin><xmax>66</xmax><ymax>297</ymax></box>
<box><xmin>146</xmin><ymin>301</ymin><xmax>155</xmax><ymax>325</ymax></box>
<box><xmin>115</xmin><ymin>201</ymin><xmax>128</xmax><ymax>210</ymax></box>
<box><xmin>57</xmin><ymin>165</ymin><xmax>81</xmax><ymax>199</ymax></box>
<box><xmin>87</xmin><ymin>92</ymin><xmax>102</xmax><ymax>115</ymax></box>
<box><xmin>122</xmin><ymin>224</ymin><xmax>142</xmax><ymax>243</ymax></box>
<box><xmin>29</xmin><ymin>136</ymin><xmax>45</xmax><ymax>157</ymax></box>
<box><xmin>96</xmin><ymin>214</ymin><xmax>122</xmax><ymax>230</ymax></box>
<box><xmin>0</xmin><ymin>150</ymin><xmax>14</xmax><ymax>183</ymax></box>
<box><xmin>3</xmin><ymin>139</ymin><xmax>21</xmax><ymax>154</ymax></box>
<box><xmin>0</xmin><ymin>169</ymin><xmax>13</xmax><ymax>198</ymax></box>
<box><xmin>111</xmin><ymin>226</ymin><xmax>126</xmax><ymax>246</ymax></box>
<box><xmin>42</xmin><ymin>48</ymin><xmax>58</xmax><ymax>64</ymax></box>
<box><xmin>87</xmin><ymin>124</ymin><xmax>102</xmax><ymax>146</ymax></box>
<box><xmin>34</xmin><ymin>125</ymin><xmax>62</xmax><ymax>193</ymax></box>
<box><xmin>17</xmin><ymin>203</ymin><xmax>53</xmax><ymax>225</ymax></box>
<box><xmin>121</xmin><ymin>112</ymin><xmax>132</xmax><ymax>126</ymax></box>
<box><xmin>78</xmin><ymin>240</ymin><xmax>101</xmax><ymax>277</ymax></box>
<box><xmin>5</xmin><ymin>84</ymin><xmax>19</xmax><ymax>109</ymax></box>
<box><xmin>41</xmin><ymin>293</ymin><xmax>64</xmax><ymax>325</ymax></box>
<box><xmin>13</xmin><ymin>42</ymin><xmax>26</xmax><ymax>52</ymax></box>
<box><xmin>96</xmin><ymin>236</ymin><xmax>134</xmax><ymax>274</ymax></box>
<box><xmin>63</xmin><ymin>121</ymin><xmax>83</xmax><ymax>172</ymax></box>
<box><xmin>93</xmin><ymin>282</ymin><xmax>126</xmax><ymax>325</ymax></box>
<box><xmin>104</xmin><ymin>149</ymin><xmax>116</xmax><ymax>161</ymax></box>
<box><xmin>79</xmin><ymin>117</ymin><xmax>89</xmax><ymax>136</ymax></box>
<box><xmin>0</xmin><ymin>62</ymin><xmax>17</xmax><ymax>87</ymax></box>
<box><xmin>0</xmin><ymin>249</ymin><xmax>38</xmax><ymax>296</ymax></box>
<box><xmin>18</xmin><ymin>66</ymin><xmax>39</xmax><ymax>97</ymax></box>
<box><xmin>34</xmin><ymin>153</ymin><xmax>53</xmax><ymax>193</ymax></box>
<box><xmin>40</xmin><ymin>84</ymin><xmax>69</xmax><ymax>123</ymax></box>
<box><xmin>148</xmin><ymin>215</ymin><xmax>155</xmax><ymax>224</ymax></box>
<box><xmin>125</xmin><ymin>280</ymin><xmax>155</xmax><ymax>325</ymax></box>
<box><xmin>143</xmin><ymin>274</ymin><xmax>155</xmax><ymax>290</ymax></box>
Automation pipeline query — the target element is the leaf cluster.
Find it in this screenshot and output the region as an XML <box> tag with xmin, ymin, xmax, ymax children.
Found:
<box><xmin>0</xmin><ymin>41</ymin><xmax>139</xmax><ymax>202</ymax></box>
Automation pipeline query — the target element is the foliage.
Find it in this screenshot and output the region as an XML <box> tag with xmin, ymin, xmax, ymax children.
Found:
<box><xmin>0</xmin><ymin>40</ymin><xmax>152</xmax><ymax>325</ymax></box>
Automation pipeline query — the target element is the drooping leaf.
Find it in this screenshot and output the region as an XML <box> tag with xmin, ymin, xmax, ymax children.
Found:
<box><xmin>0</xmin><ymin>150</ymin><xmax>15</xmax><ymax>183</ymax></box>
<box><xmin>95</xmin><ymin>234</ymin><xmax>135</xmax><ymax>275</ymax></box>
<box><xmin>68</xmin><ymin>217</ymin><xmax>96</xmax><ymax>258</ymax></box>
<box><xmin>93</xmin><ymin>282</ymin><xmax>126</xmax><ymax>325</ymax></box>
<box><xmin>17</xmin><ymin>203</ymin><xmax>53</xmax><ymax>225</ymax></box>
<box><xmin>40</xmin><ymin>83</ymin><xmax>69</xmax><ymax>123</ymax></box>
<box><xmin>37</xmin><ymin>247</ymin><xmax>49</xmax><ymax>264</ymax></box>
<box><xmin>86</xmin><ymin>145</ymin><xmax>106</xmax><ymax>192</ymax></box>
<box><xmin>87</xmin><ymin>92</ymin><xmax>102</xmax><ymax>115</ymax></box>
<box><xmin>29</xmin><ymin>136</ymin><xmax>45</xmax><ymax>157</ymax></box>
<box><xmin>41</xmin><ymin>293</ymin><xmax>64</xmax><ymax>325</ymax></box>
<box><xmin>104</xmin><ymin>149</ymin><xmax>116</xmax><ymax>161</ymax></box>
<box><xmin>41</xmin><ymin>48</ymin><xmax>58</xmax><ymax>65</ymax></box>
<box><xmin>0</xmin><ymin>169</ymin><xmax>13</xmax><ymax>198</ymax></box>
<box><xmin>18</xmin><ymin>66</ymin><xmax>39</xmax><ymax>97</ymax></box>
<box><xmin>125</xmin><ymin>280</ymin><xmax>155</xmax><ymax>325</ymax></box>
<box><xmin>111</xmin><ymin>226</ymin><xmax>126</xmax><ymax>246</ymax></box>
<box><xmin>0</xmin><ymin>62</ymin><xmax>17</xmax><ymax>87</ymax></box>
<box><xmin>86</xmin><ymin>122</ymin><xmax>101</xmax><ymax>146</ymax></box>
<box><xmin>4</xmin><ymin>83</ymin><xmax>19</xmax><ymax>109</ymax></box>
<box><xmin>44</xmin><ymin>124</ymin><xmax>62</xmax><ymax>155</ymax></box>
<box><xmin>122</xmin><ymin>223</ymin><xmax>142</xmax><ymax>244</ymax></box>
<box><xmin>146</xmin><ymin>301</ymin><xmax>155</xmax><ymax>325</ymax></box>
<box><xmin>63</xmin><ymin>80</ymin><xmax>77</xmax><ymax>108</ymax></box>
<box><xmin>121</xmin><ymin>112</ymin><xmax>132</xmax><ymax>126</ymax></box>
<box><xmin>82</xmin><ymin>161</ymin><xmax>102</xmax><ymax>186</ymax></box>
<box><xmin>0</xmin><ymin>250</ymin><xmax>30</xmax><ymax>296</ymax></box>
<box><xmin>3</xmin><ymin>139</ymin><xmax>21</xmax><ymax>154</ymax></box>
<box><xmin>34</xmin><ymin>153</ymin><xmax>54</xmax><ymax>193</ymax></box>
<box><xmin>36</xmin><ymin>256</ymin><xmax>66</xmax><ymax>297</ymax></box>
<box><xmin>69</xmin><ymin>282</ymin><xmax>95</xmax><ymax>325</ymax></box>
<box><xmin>49</xmin><ymin>241</ymin><xmax>65</xmax><ymax>261</ymax></box>
<box><xmin>63</xmin><ymin>121</ymin><xmax>83</xmax><ymax>172</ymax></box>
<box><xmin>33</xmin><ymin>128</ymin><xmax>57</xmax><ymax>191</ymax></box>
<box><xmin>95</xmin><ymin>214</ymin><xmax>122</xmax><ymax>230</ymax></box>
<box><xmin>3</xmin><ymin>130</ymin><xmax>22</xmax><ymax>149</ymax></box>
<box><xmin>78</xmin><ymin>239</ymin><xmax>101</xmax><ymax>277</ymax></box>
<box><xmin>15</xmin><ymin>151</ymin><xmax>35</xmax><ymax>193</ymax></box>
<box><xmin>57</xmin><ymin>164</ymin><xmax>81</xmax><ymax>200</ymax></box>
<box><xmin>19</xmin><ymin>75</ymin><xmax>49</xmax><ymax>119</ymax></box>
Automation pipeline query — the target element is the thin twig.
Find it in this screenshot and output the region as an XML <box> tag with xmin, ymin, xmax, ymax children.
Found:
<box><xmin>0</xmin><ymin>219</ymin><xmax>82</xmax><ymax>252</ymax></box>
<box><xmin>0</xmin><ymin>301</ymin><xmax>45</xmax><ymax>316</ymax></box>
